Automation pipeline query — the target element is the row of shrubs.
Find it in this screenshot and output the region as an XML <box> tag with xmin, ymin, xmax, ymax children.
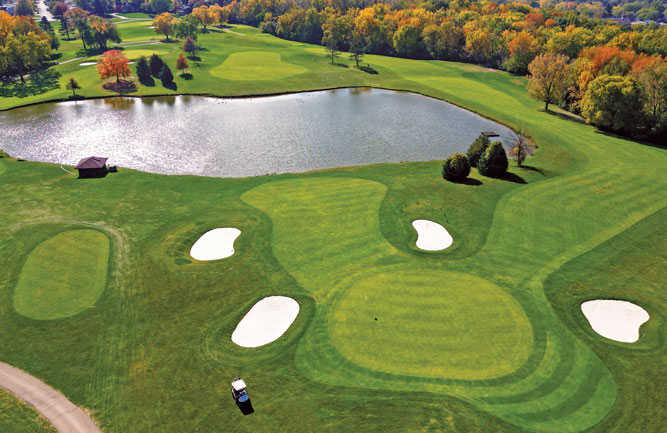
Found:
<box><xmin>136</xmin><ymin>54</ymin><xmax>173</xmax><ymax>86</ymax></box>
<box><xmin>443</xmin><ymin>134</ymin><xmax>508</xmax><ymax>182</ymax></box>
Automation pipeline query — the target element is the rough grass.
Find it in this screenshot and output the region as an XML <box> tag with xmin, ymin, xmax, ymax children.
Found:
<box><xmin>0</xmin><ymin>20</ymin><xmax>665</xmax><ymax>433</ymax></box>
<box><xmin>0</xmin><ymin>388</ymin><xmax>56</xmax><ymax>433</ymax></box>
<box><xmin>13</xmin><ymin>229</ymin><xmax>110</xmax><ymax>320</ymax></box>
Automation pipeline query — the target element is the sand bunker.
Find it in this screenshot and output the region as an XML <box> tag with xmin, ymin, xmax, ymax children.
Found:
<box><xmin>190</xmin><ymin>227</ymin><xmax>241</xmax><ymax>261</ymax></box>
<box><xmin>232</xmin><ymin>296</ymin><xmax>300</xmax><ymax>347</ymax></box>
<box><xmin>412</xmin><ymin>219</ymin><xmax>453</xmax><ymax>251</ymax></box>
<box><xmin>581</xmin><ymin>300</ymin><xmax>649</xmax><ymax>343</ymax></box>
<box><xmin>79</xmin><ymin>62</ymin><xmax>96</xmax><ymax>66</ymax></box>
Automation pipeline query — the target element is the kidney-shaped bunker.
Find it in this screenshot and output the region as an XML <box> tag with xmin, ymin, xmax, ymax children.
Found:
<box><xmin>412</xmin><ymin>219</ymin><xmax>453</xmax><ymax>251</ymax></box>
<box><xmin>232</xmin><ymin>296</ymin><xmax>300</xmax><ymax>348</ymax></box>
<box><xmin>581</xmin><ymin>299</ymin><xmax>649</xmax><ymax>343</ymax></box>
<box><xmin>190</xmin><ymin>228</ymin><xmax>241</xmax><ymax>261</ymax></box>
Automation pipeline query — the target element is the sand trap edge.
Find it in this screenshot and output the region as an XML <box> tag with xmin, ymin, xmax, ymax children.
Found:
<box><xmin>190</xmin><ymin>227</ymin><xmax>241</xmax><ymax>261</ymax></box>
<box><xmin>232</xmin><ymin>296</ymin><xmax>300</xmax><ymax>348</ymax></box>
<box><xmin>412</xmin><ymin>219</ymin><xmax>453</xmax><ymax>251</ymax></box>
<box><xmin>581</xmin><ymin>299</ymin><xmax>649</xmax><ymax>343</ymax></box>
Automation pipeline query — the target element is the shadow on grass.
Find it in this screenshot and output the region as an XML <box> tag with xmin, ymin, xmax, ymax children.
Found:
<box><xmin>356</xmin><ymin>64</ymin><xmax>378</xmax><ymax>74</ymax></box>
<box><xmin>0</xmin><ymin>69</ymin><xmax>61</xmax><ymax>98</ymax></box>
<box><xmin>162</xmin><ymin>81</ymin><xmax>177</xmax><ymax>91</ymax></box>
<box><xmin>330</xmin><ymin>62</ymin><xmax>349</xmax><ymax>68</ymax></box>
<box><xmin>237</xmin><ymin>400</ymin><xmax>254</xmax><ymax>415</ymax></box>
<box><xmin>496</xmin><ymin>171</ymin><xmax>526</xmax><ymax>184</ymax></box>
<box><xmin>139</xmin><ymin>76</ymin><xmax>155</xmax><ymax>87</ymax></box>
<box><xmin>50</xmin><ymin>53</ymin><xmax>63</xmax><ymax>61</ymax></box>
<box><xmin>541</xmin><ymin>107</ymin><xmax>586</xmax><ymax>125</ymax></box>
<box><xmin>103</xmin><ymin>79</ymin><xmax>138</xmax><ymax>95</ymax></box>
<box><xmin>519</xmin><ymin>164</ymin><xmax>547</xmax><ymax>176</ymax></box>
<box><xmin>179</xmin><ymin>73</ymin><xmax>193</xmax><ymax>80</ymax></box>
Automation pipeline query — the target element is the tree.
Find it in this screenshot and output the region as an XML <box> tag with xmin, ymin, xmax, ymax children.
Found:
<box><xmin>442</xmin><ymin>153</ymin><xmax>471</xmax><ymax>182</ymax></box>
<box><xmin>505</xmin><ymin>31</ymin><xmax>538</xmax><ymax>74</ymax></box>
<box><xmin>136</xmin><ymin>55</ymin><xmax>151</xmax><ymax>82</ymax></box>
<box><xmin>322</xmin><ymin>15</ymin><xmax>349</xmax><ymax>64</ymax></box>
<box><xmin>174</xmin><ymin>14</ymin><xmax>199</xmax><ymax>41</ymax></box>
<box><xmin>182</xmin><ymin>36</ymin><xmax>197</xmax><ymax>58</ymax></box>
<box><xmin>153</xmin><ymin>12</ymin><xmax>175</xmax><ymax>41</ymax></box>
<box><xmin>89</xmin><ymin>17</ymin><xmax>120</xmax><ymax>51</ymax></box>
<box><xmin>478</xmin><ymin>142</ymin><xmax>509</xmax><ymax>177</ymax></box>
<box><xmin>65</xmin><ymin>77</ymin><xmax>81</xmax><ymax>97</ymax></box>
<box><xmin>209</xmin><ymin>4</ymin><xmax>229</xmax><ymax>27</ymax></box>
<box><xmin>510</xmin><ymin>129</ymin><xmax>529</xmax><ymax>166</ymax></box>
<box><xmin>59</xmin><ymin>16</ymin><xmax>73</xmax><ymax>40</ymax></box>
<box><xmin>466</xmin><ymin>134</ymin><xmax>490</xmax><ymax>168</ymax></box>
<box><xmin>65</xmin><ymin>8</ymin><xmax>91</xmax><ymax>51</ymax></box>
<box><xmin>149</xmin><ymin>53</ymin><xmax>164</xmax><ymax>76</ymax></box>
<box><xmin>3</xmin><ymin>31</ymin><xmax>52</xmax><ymax>83</ymax></box>
<box><xmin>635</xmin><ymin>59</ymin><xmax>667</xmax><ymax>132</ymax></box>
<box><xmin>160</xmin><ymin>63</ymin><xmax>173</xmax><ymax>85</ymax></box>
<box><xmin>464</xmin><ymin>29</ymin><xmax>494</xmax><ymax>64</ymax></box>
<box><xmin>15</xmin><ymin>0</ymin><xmax>33</xmax><ymax>16</ymax></box>
<box><xmin>148</xmin><ymin>0</ymin><xmax>172</xmax><ymax>14</ymax></box>
<box><xmin>97</xmin><ymin>49</ymin><xmax>131</xmax><ymax>83</ymax></box>
<box><xmin>581</xmin><ymin>74</ymin><xmax>645</xmax><ymax>133</ymax></box>
<box><xmin>52</xmin><ymin>2</ymin><xmax>69</xmax><ymax>17</ymax></box>
<box><xmin>393</xmin><ymin>24</ymin><xmax>422</xmax><ymax>58</ymax></box>
<box><xmin>349</xmin><ymin>31</ymin><xmax>365</xmax><ymax>67</ymax></box>
<box><xmin>175</xmin><ymin>53</ymin><xmax>188</xmax><ymax>75</ymax></box>
<box><xmin>527</xmin><ymin>52</ymin><xmax>570</xmax><ymax>110</ymax></box>
<box><xmin>192</xmin><ymin>6</ymin><xmax>214</xmax><ymax>31</ymax></box>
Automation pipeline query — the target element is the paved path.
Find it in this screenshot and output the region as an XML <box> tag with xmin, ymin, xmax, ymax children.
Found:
<box><xmin>0</xmin><ymin>362</ymin><xmax>101</xmax><ymax>433</ymax></box>
<box><xmin>36</xmin><ymin>0</ymin><xmax>56</xmax><ymax>21</ymax></box>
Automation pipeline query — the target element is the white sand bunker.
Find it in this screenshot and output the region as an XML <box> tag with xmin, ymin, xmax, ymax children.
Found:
<box><xmin>581</xmin><ymin>300</ymin><xmax>649</xmax><ymax>343</ymax></box>
<box><xmin>190</xmin><ymin>227</ymin><xmax>241</xmax><ymax>261</ymax></box>
<box><xmin>79</xmin><ymin>62</ymin><xmax>96</xmax><ymax>66</ymax></box>
<box><xmin>412</xmin><ymin>219</ymin><xmax>453</xmax><ymax>251</ymax></box>
<box><xmin>232</xmin><ymin>296</ymin><xmax>300</xmax><ymax>348</ymax></box>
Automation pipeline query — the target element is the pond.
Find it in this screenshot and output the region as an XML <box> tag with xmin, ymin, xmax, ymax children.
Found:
<box><xmin>0</xmin><ymin>88</ymin><xmax>514</xmax><ymax>178</ymax></box>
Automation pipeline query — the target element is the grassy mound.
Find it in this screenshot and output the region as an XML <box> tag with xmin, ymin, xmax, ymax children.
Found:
<box><xmin>210</xmin><ymin>51</ymin><xmax>307</xmax><ymax>81</ymax></box>
<box><xmin>13</xmin><ymin>229</ymin><xmax>110</xmax><ymax>320</ymax></box>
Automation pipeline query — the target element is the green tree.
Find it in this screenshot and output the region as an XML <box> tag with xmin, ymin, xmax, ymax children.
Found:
<box><xmin>136</xmin><ymin>55</ymin><xmax>151</xmax><ymax>83</ymax></box>
<box><xmin>148</xmin><ymin>0</ymin><xmax>172</xmax><ymax>14</ymax></box>
<box><xmin>15</xmin><ymin>0</ymin><xmax>33</xmax><ymax>16</ymax></box>
<box><xmin>149</xmin><ymin>54</ymin><xmax>164</xmax><ymax>76</ymax></box>
<box><xmin>466</xmin><ymin>134</ymin><xmax>490</xmax><ymax>168</ymax></box>
<box><xmin>160</xmin><ymin>63</ymin><xmax>173</xmax><ymax>85</ymax></box>
<box><xmin>65</xmin><ymin>77</ymin><xmax>81</xmax><ymax>97</ymax></box>
<box><xmin>581</xmin><ymin>74</ymin><xmax>645</xmax><ymax>133</ymax></box>
<box><xmin>349</xmin><ymin>31</ymin><xmax>366</xmax><ymax>67</ymax></box>
<box><xmin>442</xmin><ymin>153</ymin><xmax>471</xmax><ymax>182</ymax></box>
<box><xmin>527</xmin><ymin>52</ymin><xmax>570</xmax><ymax>110</ymax></box>
<box><xmin>322</xmin><ymin>14</ymin><xmax>349</xmax><ymax>64</ymax></box>
<box><xmin>478</xmin><ymin>142</ymin><xmax>508</xmax><ymax>177</ymax></box>
<box><xmin>174</xmin><ymin>14</ymin><xmax>200</xmax><ymax>41</ymax></box>
<box><xmin>393</xmin><ymin>24</ymin><xmax>422</xmax><ymax>58</ymax></box>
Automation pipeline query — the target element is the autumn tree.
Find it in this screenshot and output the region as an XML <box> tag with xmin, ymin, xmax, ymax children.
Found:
<box><xmin>527</xmin><ymin>52</ymin><xmax>570</xmax><ymax>110</ymax></box>
<box><xmin>66</xmin><ymin>77</ymin><xmax>81</xmax><ymax>97</ymax></box>
<box><xmin>97</xmin><ymin>49</ymin><xmax>131</xmax><ymax>83</ymax></box>
<box><xmin>0</xmin><ymin>14</ymin><xmax>53</xmax><ymax>83</ymax></box>
<box><xmin>183</xmin><ymin>36</ymin><xmax>197</xmax><ymax>58</ymax></box>
<box><xmin>52</xmin><ymin>2</ymin><xmax>69</xmax><ymax>17</ymax></box>
<box><xmin>209</xmin><ymin>4</ymin><xmax>229</xmax><ymax>27</ymax></box>
<box><xmin>65</xmin><ymin>8</ymin><xmax>91</xmax><ymax>51</ymax></box>
<box><xmin>322</xmin><ymin>14</ymin><xmax>349</xmax><ymax>64</ymax></box>
<box><xmin>465</xmin><ymin>29</ymin><xmax>495</xmax><ymax>64</ymax></box>
<box><xmin>175</xmin><ymin>53</ymin><xmax>188</xmax><ymax>76</ymax></box>
<box><xmin>505</xmin><ymin>31</ymin><xmax>538</xmax><ymax>74</ymax></box>
<box><xmin>153</xmin><ymin>12</ymin><xmax>175</xmax><ymax>41</ymax></box>
<box><xmin>89</xmin><ymin>17</ymin><xmax>120</xmax><ymax>50</ymax></box>
<box><xmin>192</xmin><ymin>6</ymin><xmax>214</xmax><ymax>32</ymax></box>
<box><xmin>393</xmin><ymin>24</ymin><xmax>422</xmax><ymax>58</ymax></box>
<box><xmin>581</xmin><ymin>74</ymin><xmax>645</xmax><ymax>133</ymax></box>
<box><xmin>634</xmin><ymin>58</ymin><xmax>667</xmax><ymax>132</ymax></box>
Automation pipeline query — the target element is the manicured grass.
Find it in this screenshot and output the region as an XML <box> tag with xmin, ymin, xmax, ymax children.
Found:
<box><xmin>210</xmin><ymin>51</ymin><xmax>308</xmax><ymax>80</ymax></box>
<box><xmin>13</xmin><ymin>229</ymin><xmax>110</xmax><ymax>320</ymax></box>
<box><xmin>0</xmin><ymin>388</ymin><xmax>56</xmax><ymax>433</ymax></box>
<box><xmin>0</xmin><ymin>22</ymin><xmax>665</xmax><ymax>433</ymax></box>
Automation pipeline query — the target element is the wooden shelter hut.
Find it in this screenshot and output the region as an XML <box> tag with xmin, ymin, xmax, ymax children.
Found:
<box><xmin>75</xmin><ymin>157</ymin><xmax>108</xmax><ymax>178</ymax></box>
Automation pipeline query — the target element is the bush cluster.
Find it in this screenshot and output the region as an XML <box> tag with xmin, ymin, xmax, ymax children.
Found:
<box><xmin>442</xmin><ymin>153</ymin><xmax>470</xmax><ymax>182</ymax></box>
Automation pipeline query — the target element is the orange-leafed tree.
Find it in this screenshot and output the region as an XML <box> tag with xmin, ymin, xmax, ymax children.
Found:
<box><xmin>175</xmin><ymin>53</ymin><xmax>189</xmax><ymax>75</ymax></box>
<box><xmin>192</xmin><ymin>6</ymin><xmax>214</xmax><ymax>31</ymax></box>
<box><xmin>97</xmin><ymin>50</ymin><xmax>131</xmax><ymax>83</ymax></box>
<box><xmin>527</xmin><ymin>52</ymin><xmax>570</xmax><ymax>110</ymax></box>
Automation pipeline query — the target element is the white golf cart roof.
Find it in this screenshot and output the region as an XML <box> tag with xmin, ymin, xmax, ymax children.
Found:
<box><xmin>231</xmin><ymin>378</ymin><xmax>247</xmax><ymax>391</ymax></box>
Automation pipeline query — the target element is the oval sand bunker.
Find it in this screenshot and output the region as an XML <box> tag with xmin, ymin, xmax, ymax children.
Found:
<box><xmin>581</xmin><ymin>300</ymin><xmax>649</xmax><ymax>343</ymax></box>
<box><xmin>190</xmin><ymin>228</ymin><xmax>241</xmax><ymax>261</ymax></box>
<box><xmin>412</xmin><ymin>219</ymin><xmax>453</xmax><ymax>251</ymax></box>
<box><xmin>79</xmin><ymin>62</ymin><xmax>97</xmax><ymax>66</ymax></box>
<box><xmin>232</xmin><ymin>296</ymin><xmax>300</xmax><ymax>348</ymax></box>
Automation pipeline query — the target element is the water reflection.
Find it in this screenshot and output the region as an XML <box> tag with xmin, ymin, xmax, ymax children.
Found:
<box><xmin>0</xmin><ymin>88</ymin><xmax>514</xmax><ymax>178</ymax></box>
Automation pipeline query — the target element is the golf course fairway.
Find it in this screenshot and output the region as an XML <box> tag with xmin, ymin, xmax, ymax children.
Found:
<box><xmin>0</xmin><ymin>20</ymin><xmax>665</xmax><ymax>433</ymax></box>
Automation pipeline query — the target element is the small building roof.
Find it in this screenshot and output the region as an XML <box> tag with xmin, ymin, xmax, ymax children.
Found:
<box><xmin>76</xmin><ymin>157</ymin><xmax>108</xmax><ymax>169</ymax></box>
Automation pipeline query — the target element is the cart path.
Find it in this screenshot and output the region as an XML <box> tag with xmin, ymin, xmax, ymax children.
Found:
<box><xmin>0</xmin><ymin>362</ymin><xmax>101</xmax><ymax>433</ymax></box>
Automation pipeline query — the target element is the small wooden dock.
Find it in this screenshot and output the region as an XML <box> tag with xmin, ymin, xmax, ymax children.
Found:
<box><xmin>481</xmin><ymin>131</ymin><xmax>500</xmax><ymax>137</ymax></box>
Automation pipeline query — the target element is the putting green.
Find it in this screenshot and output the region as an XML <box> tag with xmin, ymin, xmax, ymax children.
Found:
<box><xmin>13</xmin><ymin>229</ymin><xmax>110</xmax><ymax>320</ymax></box>
<box><xmin>210</xmin><ymin>51</ymin><xmax>307</xmax><ymax>81</ymax></box>
<box><xmin>330</xmin><ymin>267</ymin><xmax>533</xmax><ymax>380</ymax></box>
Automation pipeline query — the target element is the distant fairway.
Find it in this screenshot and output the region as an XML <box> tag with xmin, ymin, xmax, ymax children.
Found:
<box><xmin>13</xmin><ymin>229</ymin><xmax>110</xmax><ymax>320</ymax></box>
<box><xmin>210</xmin><ymin>51</ymin><xmax>307</xmax><ymax>81</ymax></box>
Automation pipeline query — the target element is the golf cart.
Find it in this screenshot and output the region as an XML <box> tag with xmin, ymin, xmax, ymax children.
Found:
<box><xmin>231</xmin><ymin>377</ymin><xmax>250</xmax><ymax>405</ymax></box>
